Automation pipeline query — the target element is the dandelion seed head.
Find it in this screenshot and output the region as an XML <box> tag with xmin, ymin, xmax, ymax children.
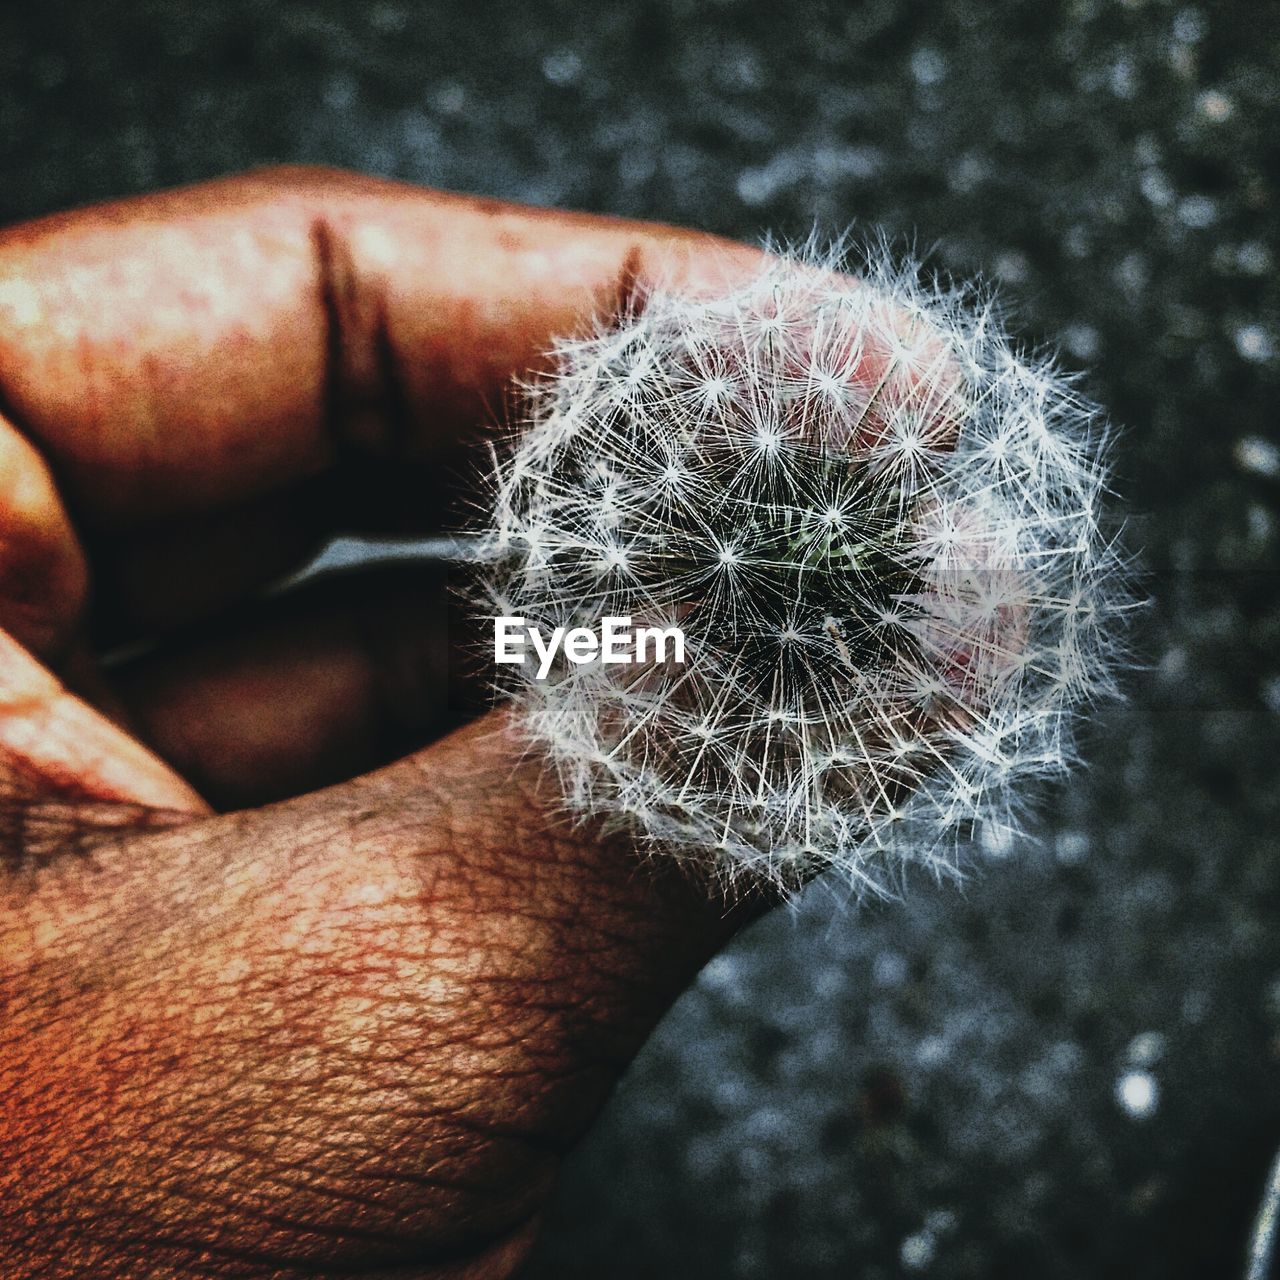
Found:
<box><xmin>482</xmin><ymin>243</ymin><xmax>1130</xmax><ymax>895</ymax></box>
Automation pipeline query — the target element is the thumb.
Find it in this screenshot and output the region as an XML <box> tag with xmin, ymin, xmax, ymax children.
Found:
<box><xmin>0</xmin><ymin>700</ymin><xmax>754</xmax><ymax>1279</ymax></box>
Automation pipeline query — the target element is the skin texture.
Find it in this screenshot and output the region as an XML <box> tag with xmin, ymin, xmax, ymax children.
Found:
<box><xmin>0</xmin><ymin>168</ymin><xmax>769</xmax><ymax>1279</ymax></box>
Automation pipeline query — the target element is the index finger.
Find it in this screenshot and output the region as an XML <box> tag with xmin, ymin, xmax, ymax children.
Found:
<box><xmin>0</xmin><ymin>165</ymin><xmax>762</xmax><ymax>530</ymax></box>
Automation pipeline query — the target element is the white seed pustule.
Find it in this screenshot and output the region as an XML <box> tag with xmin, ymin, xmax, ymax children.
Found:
<box><xmin>481</xmin><ymin>246</ymin><xmax>1130</xmax><ymax>896</ymax></box>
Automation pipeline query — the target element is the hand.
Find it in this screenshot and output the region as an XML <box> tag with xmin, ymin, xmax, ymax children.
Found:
<box><xmin>0</xmin><ymin>167</ymin><xmax>764</xmax><ymax>1279</ymax></box>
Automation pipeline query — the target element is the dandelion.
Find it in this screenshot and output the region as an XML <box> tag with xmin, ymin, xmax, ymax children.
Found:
<box><xmin>480</xmin><ymin>244</ymin><xmax>1130</xmax><ymax>895</ymax></box>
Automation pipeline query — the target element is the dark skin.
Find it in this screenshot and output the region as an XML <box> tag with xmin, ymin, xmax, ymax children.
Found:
<box><xmin>0</xmin><ymin>168</ymin><xmax>944</xmax><ymax>1278</ymax></box>
<box><xmin>0</xmin><ymin>167</ymin><xmax>772</xmax><ymax>1280</ymax></box>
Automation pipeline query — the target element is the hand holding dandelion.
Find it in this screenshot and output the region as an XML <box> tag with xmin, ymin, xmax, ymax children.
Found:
<box><xmin>0</xmin><ymin>167</ymin><xmax>1125</xmax><ymax>1278</ymax></box>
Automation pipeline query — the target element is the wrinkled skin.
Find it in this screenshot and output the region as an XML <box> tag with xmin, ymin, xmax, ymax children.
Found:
<box><xmin>0</xmin><ymin>168</ymin><xmax>767</xmax><ymax>1278</ymax></box>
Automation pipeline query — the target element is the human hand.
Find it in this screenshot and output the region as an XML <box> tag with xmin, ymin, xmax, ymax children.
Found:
<box><xmin>0</xmin><ymin>167</ymin><xmax>766</xmax><ymax>1279</ymax></box>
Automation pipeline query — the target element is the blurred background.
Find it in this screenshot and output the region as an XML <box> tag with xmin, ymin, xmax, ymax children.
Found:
<box><xmin>2</xmin><ymin>0</ymin><xmax>1278</xmax><ymax>1275</ymax></box>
